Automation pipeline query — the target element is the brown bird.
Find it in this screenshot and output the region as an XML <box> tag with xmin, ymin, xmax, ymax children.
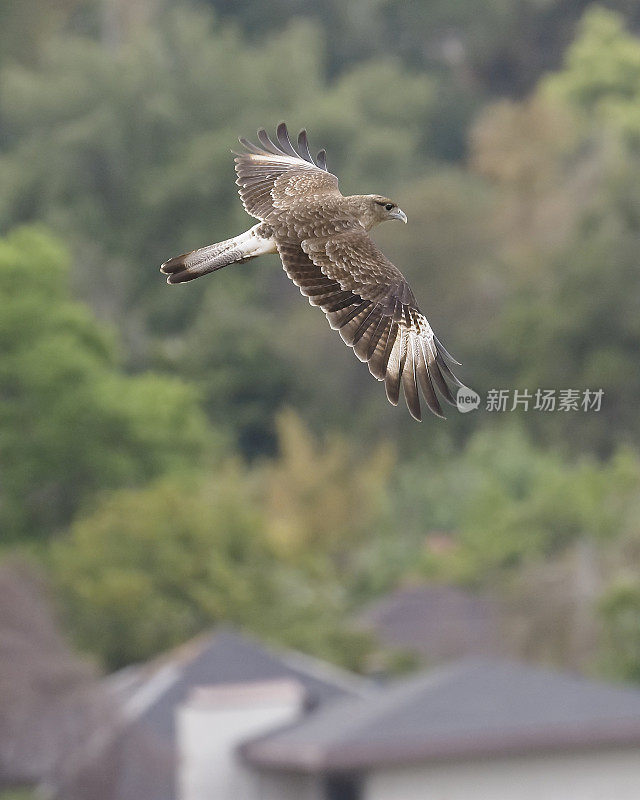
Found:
<box><xmin>160</xmin><ymin>123</ymin><xmax>464</xmax><ymax>420</ymax></box>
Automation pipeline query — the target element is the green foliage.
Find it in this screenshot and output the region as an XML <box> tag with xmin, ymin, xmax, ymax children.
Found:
<box><xmin>0</xmin><ymin>11</ymin><xmax>324</xmax><ymax>323</ymax></box>
<box><xmin>495</xmin><ymin>179</ymin><xmax>640</xmax><ymax>454</ymax></box>
<box><xmin>50</xmin><ymin>465</ymin><xmax>275</xmax><ymax>667</ymax></box>
<box><xmin>2</xmin><ymin>0</ymin><xmax>640</xmax><ymax>684</ymax></box>
<box><xmin>0</xmin><ymin>226</ymin><xmax>213</xmax><ymax>541</ymax></box>
<box><xmin>0</xmin><ymin>0</ymin><xmax>84</xmax><ymax>67</ymax></box>
<box><xmin>0</xmin><ymin>4</ymin><xmax>442</xmax><ymax>454</ymax></box>
<box><xmin>0</xmin><ymin>7</ymin><xmax>434</xmax><ymax>308</ymax></box>
<box><xmin>49</xmin><ymin>416</ymin><xmax>383</xmax><ymax>670</ymax></box>
<box><xmin>0</xmin><ymin>790</ymin><xmax>38</xmax><ymax>800</ymax></box>
<box><xmin>599</xmin><ymin>580</ymin><xmax>640</xmax><ymax>682</ymax></box>
<box><xmin>163</xmin><ymin>266</ymin><xmax>310</xmax><ymax>456</ymax></box>
<box><xmin>259</xmin><ymin>411</ymin><xmax>395</xmax><ymax>595</ymax></box>
<box><xmin>204</xmin><ymin>0</ymin><xmax>640</xmax><ymax>101</ymax></box>
<box><xmin>544</xmin><ymin>7</ymin><xmax>640</xmax><ymax>144</ymax></box>
<box><xmin>467</xmin><ymin>10</ymin><xmax>640</xmax><ymax>455</ymax></box>
<box><xmin>392</xmin><ymin>426</ymin><xmax>640</xmax><ymax>583</ymax></box>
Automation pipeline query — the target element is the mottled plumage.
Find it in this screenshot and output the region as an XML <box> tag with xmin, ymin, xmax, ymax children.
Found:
<box><xmin>160</xmin><ymin>123</ymin><xmax>464</xmax><ymax>420</ymax></box>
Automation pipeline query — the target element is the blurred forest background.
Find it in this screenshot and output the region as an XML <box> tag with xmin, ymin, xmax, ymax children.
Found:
<box><xmin>2</xmin><ymin>0</ymin><xmax>640</xmax><ymax>707</ymax></box>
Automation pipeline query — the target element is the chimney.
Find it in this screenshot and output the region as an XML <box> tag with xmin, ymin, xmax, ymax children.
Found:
<box><xmin>177</xmin><ymin>680</ymin><xmax>305</xmax><ymax>800</ymax></box>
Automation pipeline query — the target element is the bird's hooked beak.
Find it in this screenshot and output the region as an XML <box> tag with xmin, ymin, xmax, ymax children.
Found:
<box><xmin>390</xmin><ymin>208</ymin><xmax>408</xmax><ymax>224</ymax></box>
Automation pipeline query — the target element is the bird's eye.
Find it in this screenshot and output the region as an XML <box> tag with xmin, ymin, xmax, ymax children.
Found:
<box><xmin>385</xmin><ymin>203</ymin><xmax>394</xmax><ymax>211</ymax></box>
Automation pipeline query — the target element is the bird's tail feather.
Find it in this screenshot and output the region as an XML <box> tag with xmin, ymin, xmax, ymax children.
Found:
<box><xmin>160</xmin><ymin>224</ymin><xmax>276</xmax><ymax>284</ymax></box>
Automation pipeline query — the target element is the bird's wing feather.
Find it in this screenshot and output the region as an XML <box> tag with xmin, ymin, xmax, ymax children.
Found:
<box><xmin>235</xmin><ymin>123</ymin><xmax>340</xmax><ymax>221</ymax></box>
<box><xmin>278</xmin><ymin>233</ymin><xmax>463</xmax><ymax>421</ymax></box>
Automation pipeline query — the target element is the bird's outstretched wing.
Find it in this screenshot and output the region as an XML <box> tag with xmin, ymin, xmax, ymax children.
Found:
<box><xmin>278</xmin><ymin>232</ymin><xmax>463</xmax><ymax>420</ymax></box>
<box><xmin>235</xmin><ymin>123</ymin><xmax>341</xmax><ymax>220</ymax></box>
<box><xmin>235</xmin><ymin>123</ymin><xmax>463</xmax><ymax>419</ymax></box>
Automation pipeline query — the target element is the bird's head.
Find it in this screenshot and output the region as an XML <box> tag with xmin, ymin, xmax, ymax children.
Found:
<box><xmin>365</xmin><ymin>196</ymin><xmax>408</xmax><ymax>229</ymax></box>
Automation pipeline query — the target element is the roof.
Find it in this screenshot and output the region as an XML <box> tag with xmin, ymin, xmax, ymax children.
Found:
<box><xmin>0</xmin><ymin>561</ymin><xmax>112</xmax><ymax>789</ymax></box>
<box><xmin>356</xmin><ymin>584</ymin><xmax>502</xmax><ymax>663</ymax></box>
<box><xmin>102</xmin><ymin>629</ymin><xmax>372</xmax><ymax>800</ymax></box>
<box><xmin>241</xmin><ymin>659</ymin><xmax>640</xmax><ymax>772</ymax></box>
<box><xmin>106</xmin><ymin>628</ymin><xmax>372</xmax><ymax>742</ymax></box>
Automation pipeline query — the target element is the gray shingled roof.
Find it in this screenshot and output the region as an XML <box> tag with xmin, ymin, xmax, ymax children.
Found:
<box><xmin>108</xmin><ymin>629</ymin><xmax>371</xmax><ymax>740</ymax></box>
<box><xmin>241</xmin><ymin>659</ymin><xmax>640</xmax><ymax>772</ymax></box>
<box><xmin>357</xmin><ymin>584</ymin><xmax>502</xmax><ymax>662</ymax></box>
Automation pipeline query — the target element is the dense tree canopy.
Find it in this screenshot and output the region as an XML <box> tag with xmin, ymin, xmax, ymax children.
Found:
<box><xmin>1</xmin><ymin>1</ymin><xmax>640</xmax><ymax>683</ymax></box>
<box><xmin>50</xmin><ymin>438</ymin><xmax>375</xmax><ymax>670</ymax></box>
<box><xmin>0</xmin><ymin>226</ymin><xmax>213</xmax><ymax>540</ymax></box>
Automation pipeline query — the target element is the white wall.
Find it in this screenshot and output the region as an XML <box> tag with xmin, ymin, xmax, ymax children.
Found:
<box><xmin>366</xmin><ymin>748</ymin><xmax>640</xmax><ymax>800</ymax></box>
<box><xmin>177</xmin><ymin>681</ymin><xmax>304</xmax><ymax>800</ymax></box>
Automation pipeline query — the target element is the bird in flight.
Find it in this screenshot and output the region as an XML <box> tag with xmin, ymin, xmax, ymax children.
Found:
<box><xmin>161</xmin><ymin>124</ymin><xmax>464</xmax><ymax>420</ymax></box>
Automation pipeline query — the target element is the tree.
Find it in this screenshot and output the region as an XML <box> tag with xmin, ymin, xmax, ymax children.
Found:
<box><xmin>600</xmin><ymin>580</ymin><xmax>640</xmax><ymax>682</ymax></box>
<box><xmin>0</xmin><ymin>0</ymin><xmax>86</xmax><ymax>67</ymax></box>
<box><xmin>389</xmin><ymin>426</ymin><xmax>640</xmax><ymax>582</ymax></box>
<box><xmin>0</xmin><ymin>5</ymin><xmax>439</xmax><ymax>454</ymax></box>
<box><xmin>465</xmin><ymin>7</ymin><xmax>640</xmax><ymax>454</ymax></box>
<box><xmin>50</xmin><ymin>451</ymin><xmax>373</xmax><ymax>670</ymax></box>
<box><xmin>0</xmin><ymin>226</ymin><xmax>214</xmax><ymax>541</ymax></box>
<box><xmin>387</xmin><ymin>427</ymin><xmax>640</xmax><ymax>674</ymax></box>
<box><xmin>203</xmin><ymin>0</ymin><xmax>640</xmax><ymax>100</ymax></box>
<box><xmin>543</xmin><ymin>6</ymin><xmax>640</xmax><ymax>147</ymax></box>
<box><xmin>50</xmin><ymin>465</ymin><xmax>273</xmax><ymax>668</ymax></box>
<box><xmin>260</xmin><ymin>410</ymin><xmax>395</xmax><ymax>597</ymax></box>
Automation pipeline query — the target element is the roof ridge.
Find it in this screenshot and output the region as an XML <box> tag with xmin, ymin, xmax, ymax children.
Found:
<box><xmin>277</xmin><ymin>646</ymin><xmax>374</xmax><ymax>698</ymax></box>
